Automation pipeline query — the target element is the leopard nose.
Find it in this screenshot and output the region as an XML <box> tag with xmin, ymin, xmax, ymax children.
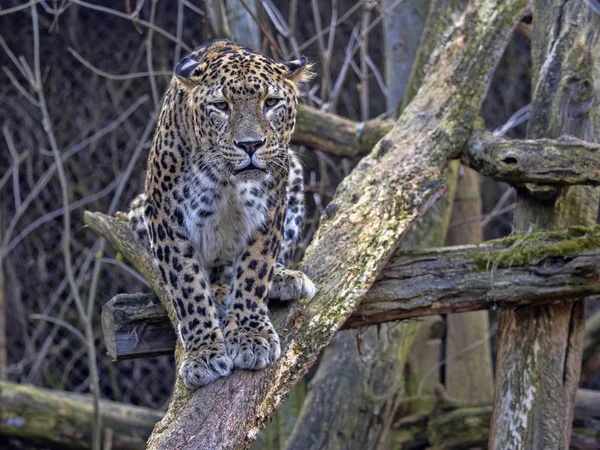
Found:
<box><xmin>234</xmin><ymin>138</ymin><xmax>266</xmax><ymax>156</ymax></box>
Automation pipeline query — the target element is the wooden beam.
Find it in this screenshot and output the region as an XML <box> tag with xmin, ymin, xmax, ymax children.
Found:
<box><xmin>463</xmin><ymin>130</ymin><xmax>600</xmax><ymax>186</ymax></box>
<box><xmin>489</xmin><ymin>1</ymin><xmax>600</xmax><ymax>448</ymax></box>
<box><xmin>99</xmin><ymin>227</ymin><xmax>600</xmax><ymax>360</ymax></box>
<box><xmin>0</xmin><ymin>381</ymin><xmax>162</xmax><ymax>450</ymax></box>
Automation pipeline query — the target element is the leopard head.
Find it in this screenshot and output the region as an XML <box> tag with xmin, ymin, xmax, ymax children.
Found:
<box><xmin>174</xmin><ymin>40</ymin><xmax>312</xmax><ymax>180</ymax></box>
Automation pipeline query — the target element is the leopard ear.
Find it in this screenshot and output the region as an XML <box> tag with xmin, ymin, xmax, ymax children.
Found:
<box><xmin>175</xmin><ymin>56</ymin><xmax>200</xmax><ymax>81</ymax></box>
<box><xmin>282</xmin><ymin>56</ymin><xmax>314</xmax><ymax>84</ymax></box>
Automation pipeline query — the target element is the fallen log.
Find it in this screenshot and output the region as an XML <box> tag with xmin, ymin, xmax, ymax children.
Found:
<box><xmin>0</xmin><ymin>381</ymin><xmax>162</xmax><ymax>450</ymax></box>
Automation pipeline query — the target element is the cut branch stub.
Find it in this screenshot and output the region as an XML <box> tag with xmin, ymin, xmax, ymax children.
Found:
<box><xmin>463</xmin><ymin>130</ymin><xmax>600</xmax><ymax>186</ymax></box>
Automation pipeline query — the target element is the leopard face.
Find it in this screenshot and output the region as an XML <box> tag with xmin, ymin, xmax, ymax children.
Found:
<box><xmin>175</xmin><ymin>40</ymin><xmax>310</xmax><ymax>182</ymax></box>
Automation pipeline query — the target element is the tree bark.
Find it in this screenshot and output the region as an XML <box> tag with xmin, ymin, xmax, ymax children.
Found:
<box><xmin>0</xmin><ymin>381</ymin><xmax>162</xmax><ymax>450</ymax></box>
<box><xmin>444</xmin><ymin>166</ymin><xmax>494</xmax><ymax>403</ymax></box>
<box><xmin>86</xmin><ymin>1</ymin><xmax>528</xmax><ymax>447</ymax></box>
<box><xmin>285</xmin><ymin>164</ymin><xmax>459</xmax><ymax>450</ymax></box>
<box><xmin>93</xmin><ymin>216</ymin><xmax>600</xmax><ymax>358</ymax></box>
<box><xmin>463</xmin><ymin>130</ymin><xmax>600</xmax><ymax>186</ymax></box>
<box><xmin>490</xmin><ymin>1</ymin><xmax>600</xmax><ymax>448</ymax></box>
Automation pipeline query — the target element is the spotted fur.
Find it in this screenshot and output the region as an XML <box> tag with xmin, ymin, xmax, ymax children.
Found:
<box><xmin>127</xmin><ymin>40</ymin><xmax>315</xmax><ymax>389</ymax></box>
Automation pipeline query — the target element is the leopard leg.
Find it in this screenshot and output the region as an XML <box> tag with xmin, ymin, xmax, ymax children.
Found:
<box><xmin>267</xmin><ymin>151</ymin><xmax>316</xmax><ymax>302</ymax></box>
<box><xmin>145</xmin><ymin>203</ymin><xmax>232</xmax><ymax>389</ymax></box>
<box><xmin>223</xmin><ymin>196</ymin><xmax>285</xmax><ymax>370</ymax></box>
<box><xmin>210</xmin><ymin>261</ymin><xmax>234</xmax><ymax>324</ymax></box>
<box><xmin>127</xmin><ymin>193</ymin><xmax>151</xmax><ymax>249</ymax></box>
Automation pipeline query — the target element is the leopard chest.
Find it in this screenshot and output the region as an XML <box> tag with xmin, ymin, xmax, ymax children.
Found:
<box><xmin>182</xmin><ymin>178</ymin><xmax>269</xmax><ymax>265</ymax></box>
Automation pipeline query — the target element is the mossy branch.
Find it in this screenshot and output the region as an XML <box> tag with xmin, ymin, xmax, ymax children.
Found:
<box><xmin>94</xmin><ymin>222</ymin><xmax>600</xmax><ymax>361</ymax></box>
<box><xmin>0</xmin><ymin>381</ymin><xmax>162</xmax><ymax>450</ymax></box>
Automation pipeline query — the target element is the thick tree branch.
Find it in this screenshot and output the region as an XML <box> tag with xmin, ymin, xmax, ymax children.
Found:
<box><xmin>294</xmin><ymin>109</ymin><xmax>600</xmax><ymax>186</ymax></box>
<box><xmin>95</xmin><ymin>222</ymin><xmax>600</xmax><ymax>361</ymax></box>
<box><xmin>293</xmin><ymin>105</ymin><xmax>393</xmax><ymax>157</ymax></box>
<box><xmin>0</xmin><ymin>381</ymin><xmax>162</xmax><ymax>450</ymax></box>
<box><xmin>86</xmin><ymin>1</ymin><xmax>529</xmax><ymax>447</ymax></box>
<box><xmin>463</xmin><ymin>130</ymin><xmax>600</xmax><ymax>186</ymax></box>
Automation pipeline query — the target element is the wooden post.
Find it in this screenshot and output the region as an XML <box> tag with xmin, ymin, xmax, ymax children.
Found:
<box><xmin>490</xmin><ymin>1</ymin><xmax>600</xmax><ymax>448</ymax></box>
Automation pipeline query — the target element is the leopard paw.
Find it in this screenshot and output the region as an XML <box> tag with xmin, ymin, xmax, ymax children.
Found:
<box><xmin>179</xmin><ymin>346</ymin><xmax>233</xmax><ymax>389</ymax></box>
<box><xmin>268</xmin><ymin>267</ymin><xmax>315</xmax><ymax>301</ymax></box>
<box><xmin>224</xmin><ymin>316</ymin><xmax>281</xmax><ymax>370</ymax></box>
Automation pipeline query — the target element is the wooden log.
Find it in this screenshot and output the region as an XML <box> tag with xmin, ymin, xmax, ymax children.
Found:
<box><xmin>490</xmin><ymin>1</ymin><xmax>600</xmax><ymax>448</ymax></box>
<box><xmin>99</xmin><ymin>227</ymin><xmax>600</xmax><ymax>360</ymax></box>
<box><xmin>0</xmin><ymin>381</ymin><xmax>162</xmax><ymax>450</ymax></box>
<box><xmin>444</xmin><ymin>165</ymin><xmax>494</xmax><ymax>404</ymax></box>
<box><xmin>293</xmin><ymin>105</ymin><xmax>393</xmax><ymax>158</ymax></box>
<box><xmin>463</xmin><ymin>130</ymin><xmax>600</xmax><ymax>186</ymax></box>
<box><xmin>102</xmin><ymin>293</ymin><xmax>177</xmax><ymax>360</ymax></box>
<box><xmin>393</xmin><ymin>399</ymin><xmax>600</xmax><ymax>450</ymax></box>
<box><xmin>86</xmin><ymin>1</ymin><xmax>529</xmax><ymax>447</ymax></box>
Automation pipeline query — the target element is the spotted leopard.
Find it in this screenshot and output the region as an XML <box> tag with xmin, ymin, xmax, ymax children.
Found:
<box><xmin>127</xmin><ymin>40</ymin><xmax>315</xmax><ymax>389</ymax></box>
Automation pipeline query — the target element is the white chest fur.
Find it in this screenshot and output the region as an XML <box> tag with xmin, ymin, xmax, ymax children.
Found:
<box><xmin>183</xmin><ymin>177</ymin><xmax>269</xmax><ymax>265</ymax></box>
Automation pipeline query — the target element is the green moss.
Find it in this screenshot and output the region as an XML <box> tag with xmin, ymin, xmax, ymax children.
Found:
<box><xmin>469</xmin><ymin>225</ymin><xmax>600</xmax><ymax>271</ymax></box>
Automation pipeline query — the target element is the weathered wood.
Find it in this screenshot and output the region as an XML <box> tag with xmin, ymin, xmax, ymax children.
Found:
<box><xmin>86</xmin><ymin>2</ymin><xmax>528</xmax><ymax>447</ymax></box>
<box><xmin>102</xmin><ymin>293</ymin><xmax>177</xmax><ymax>360</ymax></box>
<box><xmin>0</xmin><ymin>381</ymin><xmax>162</xmax><ymax>450</ymax></box>
<box><xmin>463</xmin><ymin>130</ymin><xmax>600</xmax><ymax>186</ymax></box>
<box><xmin>490</xmin><ymin>1</ymin><xmax>600</xmax><ymax>448</ymax></box>
<box><xmin>392</xmin><ymin>393</ymin><xmax>600</xmax><ymax>449</ymax></box>
<box><xmin>444</xmin><ymin>166</ymin><xmax>494</xmax><ymax>404</ymax></box>
<box><xmin>293</xmin><ymin>105</ymin><xmax>393</xmax><ymax>157</ymax></box>
<box><xmin>98</xmin><ymin>226</ymin><xmax>600</xmax><ymax>360</ymax></box>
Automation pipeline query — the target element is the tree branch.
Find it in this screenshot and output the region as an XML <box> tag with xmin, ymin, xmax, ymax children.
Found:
<box><xmin>95</xmin><ymin>222</ymin><xmax>600</xmax><ymax>361</ymax></box>
<box><xmin>0</xmin><ymin>381</ymin><xmax>162</xmax><ymax>450</ymax></box>
<box><xmin>463</xmin><ymin>130</ymin><xmax>600</xmax><ymax>186</ymax></box>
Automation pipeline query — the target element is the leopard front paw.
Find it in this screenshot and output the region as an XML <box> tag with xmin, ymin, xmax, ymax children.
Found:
<box><xmin>268</xmin><ymin>267</ymin><xmax>315</xmax><ymax>301</ymax></box>
<box><xmin>224</xmin><ymin>316</ymin><xmax>281</xmax><ymax>370</ymax></box>
<box><xmin>179</xmin><ymin>346</ymin><xmax>233</xmax><ymax>389</ymax></box>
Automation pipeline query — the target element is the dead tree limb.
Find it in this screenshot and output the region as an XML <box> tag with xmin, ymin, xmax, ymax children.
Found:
<box><xmin>96</xmin><ymin>224</ymin><xmax>600</xmax><ymax>360</ymax></box>
<box><xmin>293</xmin><ymin>105</ymin><xmax>393</xmax><ymax>157</ymax></box>
<box><xmin>463</xmin><ymin>130</ymin><xmax>600</xmax><ymax>186</ymax></box>
<box><xmin>490</xmin><ymin>1</ymin><xmax>600</xmax><ymax>448</ymax></box>
<box><xmin>86</xmin><ymin>1</ymin><xmax>529</xmax><ymax>447</ymax></box>
<box><xmin>0</xmin><ymin>381</ymin><xmax>162</xmax><ymax>450</ymax></box>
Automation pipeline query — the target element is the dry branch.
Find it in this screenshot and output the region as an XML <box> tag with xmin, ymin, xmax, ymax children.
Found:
<box><xmin>293</xmin><ymin>104</ymin><xmax>393</xmax><ymax>157</ymax></box>
<box><xmin>294</xmin><ymin>109</ymin><xmax>600</xmax><ymax>186</ymax></box>
<box><xmin>86</xmin><ymin>1</ymin><xmax>529</xmax><ymax>447</ymax></box>
<box><xmin>463</xmin><ymin>130</ymin><xmax>600</xmax><ymax>186</ymax></box>
<box><xmin>97</xmin><ymin>225</ymin><xmax>600</xmax><ymax>360</ymax></box>
<box><xmin>0</xmin><ymin>381</ymin><xmax>162</xmax><ymax>450</ymax></box>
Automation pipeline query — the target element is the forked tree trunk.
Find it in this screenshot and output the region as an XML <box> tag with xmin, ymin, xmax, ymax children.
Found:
<box><xmin>490</xmin><ymin>1</ymin><xmax>600</xmax><ymax>448</ymax></box>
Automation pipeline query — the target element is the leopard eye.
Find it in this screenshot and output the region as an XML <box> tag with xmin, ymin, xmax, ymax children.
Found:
<box><xmin>265</xmin><ymin>98</ymin><xmax>280</xmax><ymax>108</ymax></box>
<box><xmin>212</xmin><ymin>101</ymin><xmax>229</xmax><ymax>111</ymax></box>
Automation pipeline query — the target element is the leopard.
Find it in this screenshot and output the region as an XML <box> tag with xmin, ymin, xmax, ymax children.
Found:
<box><xmin>127</xmin><ymin>39</ymin><xmax>316</xmax><ymax>389</ymax></box>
